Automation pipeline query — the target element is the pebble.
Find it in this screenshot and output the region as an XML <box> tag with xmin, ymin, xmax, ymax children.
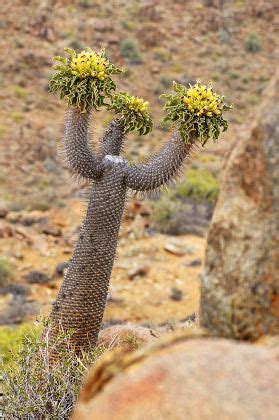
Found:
<box><xmin>128</xmin><ymin>265</ymin><xmax>150</xmax><ymax>280</ymax></box>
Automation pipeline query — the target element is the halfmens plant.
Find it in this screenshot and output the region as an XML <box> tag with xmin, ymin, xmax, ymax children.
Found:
<box><xmin>48</xmin><ymin>48</ymin><xmax>232</xmax><ymax>353</ymax></box>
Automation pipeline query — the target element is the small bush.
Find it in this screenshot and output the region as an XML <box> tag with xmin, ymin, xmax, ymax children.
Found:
<box><xmin>153</xmin><ymin>47</ymin><xmax>170</xmax><ymax>62</ymax></box>
<box><xmin>245</xmin><ymin>33</ymin><xmax>261</xmax><ymax>53</ymax></box>
<box><xmin>120</xmin><ymin>39</ymin><xmax>142</xmax><ymax>64</ymax></box>
<box><xmin>11</xmin><ymin>112</ymin><xmax>23</xmax><ymax>123</ymax></box>
<box><xmin>150</xmin><ymin>169</ymin><xmax>218</xmax><ymax>235</ymax></box>
<box><xmin>0</xmin><ymin>257</ymin><xmax>13</xmax><ymax>287</ymax></box>
<box><xmin>172</xmin><ymin>169</ymin><xmax>218</xmax><ymax>202</ymax></box>
<box><xmin>2</xmin><ymin>323</ymin><xmax>106</xmax><ymax>419</ymax></box>
<box><xmin>13</xmin><ymin>86</ymin><xmax>28</xmax><ymax>100</ymax></box>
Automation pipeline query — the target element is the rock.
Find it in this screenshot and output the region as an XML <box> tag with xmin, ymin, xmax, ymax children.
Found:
<box><xmin>170</xmin><ymin>287</ymin><xmax>183</xmax><ymax>301</ymax></box>
<box><xmin>200</xmin><ymin>72</ymin><xmax>279</xmax><ymax>340</ymax></box>
<box><xmin>164</xmin><ymin>240</ymin><xmax>191</xmax><ymax>256</ymax></box>
<box><xmin>0</xmin><ymin>224</ymin><xmax>14</xmax><ymax>238</ymax></box>
<box><xmin>6</xmin><ymin>211</ymin><xmax>22</xmax><ymax>224</ymax></box>
<box><xmin>188</xmin><ymin>258</ymin><xmax>202</xmax><ymax>267</ymax></box>
<box><xmin>0</xmin><ymin>284</ymin><xmax>29</xmax><ymax>296</ymax></box>
<box><xmin>97</xmin><ymin>325</ymin><xmax>160</xmax><ymax>350</ymax></box>
<box><xmin>24</xmin><ymin>270</ymin><xmax>50</xmax><ymax>284</ymax></box>
<box><xmin>40</xmin><ymin>222</ymin><xmax>62</xmax><ymax>237</ymax></box>
<box><xmin>21</xmin><ymin>211</ymin><xmax>45</xmax><ymax>226</ymax></box>
<box><xmin>55</xmin><ymin>262</ymin><xmax>69</xmax><ymax>277</ymax></box>
<box><xmin>73</xmin><ymin>334</ymin><xmax>279</xmax><ymax>420</ymax></box>
<box><xmin>0</xmin><ymin>204</ymin><xmax>8</xmax><ymax>218</ymax></box>
<box><xmin>128</xmin><ymin>265</ymin><xmax>149</xmax><ymax>280</ymax></box>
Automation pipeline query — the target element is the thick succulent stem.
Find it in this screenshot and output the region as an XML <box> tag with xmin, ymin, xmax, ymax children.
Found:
<box><xmin>49</xmin><ymin>157</ymin><xmax>128</xmax><ymax>350</ymax></box>
<box><xmin>126</xmin><ymin>132</ymin><xmax>192</xmax><ymax>191</ymax></box>
<box><xmin>62</xmin><ymin>109</ymin><xmax>103</xmax><ymax>179</ymax></box>
<box><xmin>98</xmin><ymin>119</ymin><xmax>125</xmax><ymax>157</ymax></box>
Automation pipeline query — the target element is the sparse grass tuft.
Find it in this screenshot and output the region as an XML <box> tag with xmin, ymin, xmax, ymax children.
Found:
<box><xmin>2</xmin><ymin>322</ymin><xmax>106</xmax><ymax>419</ymax></box>
<box><xmin>0</xmin><ymin>257</ymin><xmax>14</xmax><ymax>287</ymax></box>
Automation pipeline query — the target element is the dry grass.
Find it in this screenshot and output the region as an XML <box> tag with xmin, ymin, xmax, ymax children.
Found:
<box><xmin>2</xmin><ymin>322</ymin><xmax>106</xmax><ymax>419</ymax></box>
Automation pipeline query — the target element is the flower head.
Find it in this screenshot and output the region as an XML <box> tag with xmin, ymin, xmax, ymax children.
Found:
<box><xmin>182</xmin><ymin>81</ymin><xmax>222</xmax><ymax>117</ymax></box>
<box><xmin>49</xmin><ymin>47</ymin><xmax>123</xmax><ymax>112</ymax></box>
<box><xmin>108</xmin><ymin>92</ymin><xmax>153</xmax><ymax>135</ymax></box>
<box><xmin>70</xmin><ymin>50</ymin><xmax>108</xmax><ymax>80</ymax></box>
<box><xmin>161</xmin><ymin>80</ymin><xmax>232</xmax><ymax>144</ymax></box>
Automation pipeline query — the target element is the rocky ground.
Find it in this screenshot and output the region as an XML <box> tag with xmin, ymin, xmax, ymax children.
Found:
<box><xmin>0</xmin><ymin>0</ymin><xmax>278</xmax><ymax>328</ymax></box>
<box><xmin>0</xmin><ymin>198</ymin><xmax>203</xmax><ymax>326</ymax></box>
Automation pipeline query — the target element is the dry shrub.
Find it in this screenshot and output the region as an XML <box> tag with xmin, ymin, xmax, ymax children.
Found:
<box><xmin>2</xmin><ymin>322</ymin><xmax>106</xmax><ymax>419</ymax></box>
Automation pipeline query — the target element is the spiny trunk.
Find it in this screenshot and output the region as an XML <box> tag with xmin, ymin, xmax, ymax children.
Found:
<box><xmin>49</xmin><ymin>160</ymin><xmax>127</xmax><ymax>350</ymax></box>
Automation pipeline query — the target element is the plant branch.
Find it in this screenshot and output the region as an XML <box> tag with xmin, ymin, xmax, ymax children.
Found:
<box><xmin>126</xmin><ymin>132</ymin><xmax>193</xmax><ymax>192</ymax></box>
<box><xmin>62</xmin><ymin>109</ymin><xmax>103</xmax><ymax>180</ymax></box>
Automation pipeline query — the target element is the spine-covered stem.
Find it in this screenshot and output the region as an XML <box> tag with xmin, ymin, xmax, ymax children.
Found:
<box><xmin>49</xmin><ymin>159</ymin><xmax>127</xmax><ymax>350</ymax></box>
<box><xmin>63</xmin><ymin>109</ymin><xmax>103</xmax><ymax>179</ymax></box>
<box><xmin>98</xmin><ymin>119</ymin><xmax>125</xmax><ymax>157</ymax></box>
<box><xmin>126</xmin><ymin>132</ymin><xmax>193</xmax><ymax>191</ymax></box>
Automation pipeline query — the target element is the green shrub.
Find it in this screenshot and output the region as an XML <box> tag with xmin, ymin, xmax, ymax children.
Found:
<box><xmin>150</xmin><ymin>169</ymin><xmax>218</xmax><ymax>234</ymax></box>
<box><xmin>0</xmin><ymin>257</ymin><xmax>13</xmax><ymax>287</ymax></box>
<box><xmin>245</xmin><ymin>33</ymin><xmax>261</xmax><ymax>53</ymax></box>
<box><xmin>11</xmin><ymin>112</ymin><xmax>23</xmax><ymax>123</ymax></box>
<box><xmin>172</xmin><ymin>169</ymin><xmax>218</xmax><ymax>202</ymax></box>
<box><xmin>13</xmin><ymin>86</ymin><xmax>28</xmax><ymax>100</ymax></box>
<box><xmin>120</xmin><ymin>39</ymin><xmax>142</xmax><ymax>64</ymax></box>
<box><xmin>0</xmin><ymin>323</ymin><xmax>38</xmax><ymax>366</ymax></box>
<box><xmin>153</xmin><ymin>47</ymin><xmax>170</xmax><ymax>62</ymax></box>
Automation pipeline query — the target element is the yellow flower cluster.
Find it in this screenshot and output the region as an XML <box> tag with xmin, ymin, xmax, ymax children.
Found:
<box><xmin>183</xmin><ymin>82</ymin><xmax>222</xmax><ymax>117</ymax></box>
<box><xmin>70</xmin><ymin>50</ymin><xmax>108</xmax><ymax>80</ymax></box>
<box><xmin>128</xmin><ymin>96</ymin><xmax>149</xmax><ymax>113</ymax></box>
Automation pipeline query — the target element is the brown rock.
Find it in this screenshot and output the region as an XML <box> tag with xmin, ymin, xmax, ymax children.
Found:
<box><xmin>40</xmin><ymin>222</ymin><xmax>62</xmax><ymax>237</ymax></box>
<box><xmin>97</xmin><ymin>325</ymin><xmax>160</xmax><ymax>350</ymax></box>
<box><xmin>73</xmin><ymin>334</ymin><xmax>279</xmax><ymax>420</ymax></box>
<box><xmin>0</xmin><ymin>204</ymin><xmax>8</xmax><ymax>218</ymax></box>
<box><xmin>128</xmin><ymin>265</ymin><xmax>149</xmax><ymax>280</ymax></box>
<box><xmin>200</xmin><ymin>72</ymin><xmax>279</xmax><ymax>339</ymax></box>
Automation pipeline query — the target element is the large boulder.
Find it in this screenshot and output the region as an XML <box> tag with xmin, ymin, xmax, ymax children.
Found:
<box><xmin>73</xmin><ymin>333</ymin><xmax>279</xmax><ymax>420</ymax></box>
<box><xmin>200</xmin><ymin>72</ymin><xmax>279</xmax><ymax>339</ymax></box>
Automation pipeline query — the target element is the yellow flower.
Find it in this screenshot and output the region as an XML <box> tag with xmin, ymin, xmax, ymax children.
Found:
<box><xmin>128</xmin><ymin>96</ymin><xmax>149</xmax><ymax>113</ymax></box>
<box><xmin>182</xmin><ymin>81</ymin><xmax>222</xmax><ymax>118</ymax></box>
<box><xmin>70</xmin><ymin>49</ymin><xmax>108</xmax><ymax>79</ymax></box>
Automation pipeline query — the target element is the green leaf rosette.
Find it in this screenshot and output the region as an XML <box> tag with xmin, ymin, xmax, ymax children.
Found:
<box><xmin>108</xmin><ymin>92</ymin><xmax>153</xmax><ymax>135</ymax></box>
<box><xmin>161</xmin><ymin>81</ymin><xmax>233</xmax><ymax>145</ymax></box>
<box><xmin>49</xmin><ymin>48</ymin><xmax>123</xmax><ymax>112</ymax></box>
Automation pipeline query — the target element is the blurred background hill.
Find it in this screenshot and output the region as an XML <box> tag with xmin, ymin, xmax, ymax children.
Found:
<box><xmin>0</xmin><ymin>0</ymin><xmax>278</xmax><ymax>331</ymax></box>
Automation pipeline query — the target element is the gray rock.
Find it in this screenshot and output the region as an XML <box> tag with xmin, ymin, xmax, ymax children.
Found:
<box><xmin>200</xmin><ymin>72</ymin><xmax>279</xmax><ymax>340</ymax></box>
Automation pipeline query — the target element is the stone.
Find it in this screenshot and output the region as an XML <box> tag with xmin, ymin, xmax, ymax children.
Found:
<box><xmin>0</xmin><ymin>204</ymin><xmax>8</xmax><ymax>218</ymax></box>
<box><xmin>40</xmin><ymin>222</ymin><xmax>62</xmax><ymax>237</ymax></box>
<box><xmin>200</xmin><ymin>72</ymin><xmax>279</xmax><ymax>340</ymax></box>
<box><xmin>0</xmin><ymin>224</ymin><xmax>14</xmax><ymax>238</ymax></box>
<box><xmin>24</xmin><ymin>270</ymin><xmax>50</xmax><ymax>284</ymax></box>
<box><xmin>128</xmin><ymin>265</ymin><xmax>149</xmax><ymax>280</ymax></box>
<box><xmin>97</xmin><ymin>324</ymin><xmax>160</xmax><ymax>350</ymax></box>
<box><xmin>170</xmin><ymin>287</ymin><xmax>183</xmax><ymax>301</ymax></box>
<box><xmin>55</xmin><ymin>262</ymin><xmax>69</xmax><ymax>277</ymax></box>
<box><xmin>164</xmin><ymin>241</ymin><xmax>189</xmax><ymax>256</ymax></box>
<box><xmin>188</xmin><ymin>258</ymin><xmax>202</xmax><ymax>267</ymax></box>
<box><xmin>73</xmin><ymin>334</ymin><xmax>279</xmax><ymax>420</ymax></box>
<box><xmin>6</xmin><ymin>211</ymin><xmax>22</xmax><ymax>224</ymax></box>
